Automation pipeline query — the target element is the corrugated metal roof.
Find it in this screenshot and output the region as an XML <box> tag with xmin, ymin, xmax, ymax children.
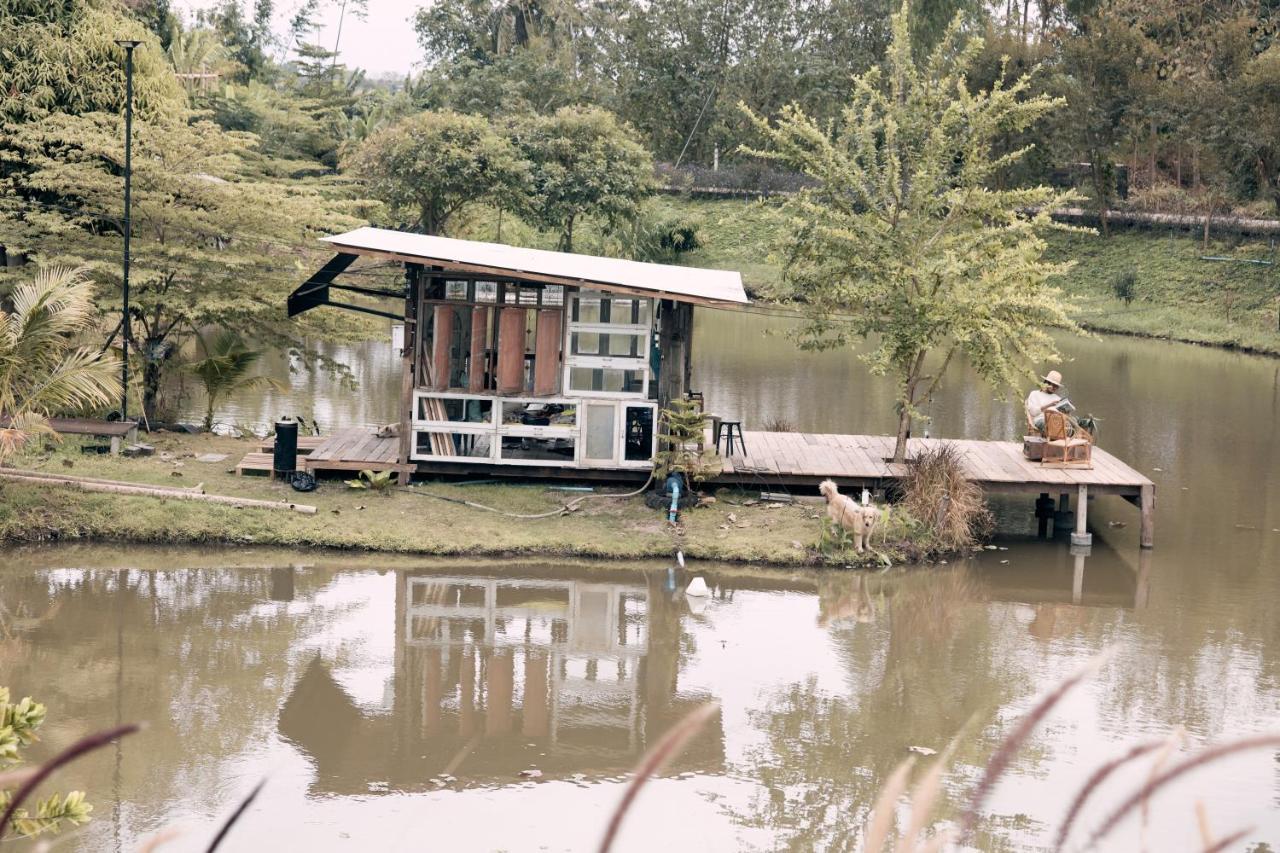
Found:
<box><xmin>321</xmin><ymin>227</ymin><xmax>750</xmax><ymax>306</ymax></box>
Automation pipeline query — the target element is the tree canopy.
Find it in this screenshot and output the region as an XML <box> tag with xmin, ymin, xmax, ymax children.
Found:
<box><xmin>513</xmin><ymin>106</ymin><xmax>654</xmax><ymax>251</ymax></box>
<box><xmin>341</xmin><ymin>110</ymin><xmax>528</xmax><ymax>235</ymax></box>
<box><xmin>743</xmin><ymin>3</ymin><xmax>1080</xmax><ymax>462</ymax></box>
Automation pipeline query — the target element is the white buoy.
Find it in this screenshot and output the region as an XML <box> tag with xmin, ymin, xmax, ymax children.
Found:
<box><xmin>685</xmin><ymin>576</ymin><xmax>710</xmax><ymax>597</ymax></box>
<box><xmin>676</xmin><ymin>550</ymin><xmax>686</xmax><ymax>568</ymax></box>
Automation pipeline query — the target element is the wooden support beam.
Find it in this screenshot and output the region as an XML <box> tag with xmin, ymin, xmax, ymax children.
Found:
<box><xmin>1139</xmin><ymin>483</ymin><xmax>1155</xmax><ymax>549</ymax></box>
<box><xmin>1071</xmin><ymin>483</ymin><xmax>1091</xmax><ymax>547</ymax></box>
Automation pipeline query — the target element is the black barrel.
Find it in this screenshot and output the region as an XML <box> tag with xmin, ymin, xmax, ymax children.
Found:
<box><xmin>273</xmin><ymin>417</ymin><xmax>298</xmax><ymax>479</ymax></box>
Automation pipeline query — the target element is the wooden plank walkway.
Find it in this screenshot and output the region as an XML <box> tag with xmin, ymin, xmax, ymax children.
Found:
<box><xmin>237</xmin><ymin>426</ymin><xmax>1155</xmax><ymax>544</ymax></box>
<box><xmin>302</xmin><ymin>428</ymin><xmax>414</xmax><ymax>475</ymax></box>
<box><xmin>712</xmin><ymin>431</ymin><xmax>1152</xmax><ymax>496</ymax></box>
<box><xmin>257</xmin><ymin>435</ymin><xmax>326</xmax><ymax>454</ymax></box>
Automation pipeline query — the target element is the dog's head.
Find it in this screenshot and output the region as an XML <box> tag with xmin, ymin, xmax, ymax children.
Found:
<box><xmin>860</xmin><ymin>506</ymin><xmax>879</xmax><ymax>535</ymax></box>
<box><xmin>818</xmin><ymin>479</ymin><xmax>839</xmax><ymax>502</ymax></box>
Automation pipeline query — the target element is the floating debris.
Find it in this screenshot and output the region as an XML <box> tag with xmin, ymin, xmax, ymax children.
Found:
<box><xmin>518</xmin><ymin>768</ymin><xmax>543</xmax><ymax>779</ymax></box>
<box><xmin>907</xmin><ymin>746</ymin><xmax>937</xmax><ymax>756</ymax></box>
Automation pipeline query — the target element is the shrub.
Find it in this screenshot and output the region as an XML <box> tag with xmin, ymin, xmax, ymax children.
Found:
<box><xmin>1111</xmin><ymin>270</ymin><xmax>1137</xmax><ymax>305</ymax></box>
<box><xmin>900</xmin><ymin>444</ymin><xmax>992</xmax><ymax>550</ymax></box>
<box><xmin>654</xmin><ymin>400</ymin><xmax>720</xmax><ymax>483</ymax></box>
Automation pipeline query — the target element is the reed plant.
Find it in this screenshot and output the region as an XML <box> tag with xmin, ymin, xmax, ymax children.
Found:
<box><xmin>900</xmin><ymin>444</ymin><xmax>993</xmax><ymax>550</ymax></box>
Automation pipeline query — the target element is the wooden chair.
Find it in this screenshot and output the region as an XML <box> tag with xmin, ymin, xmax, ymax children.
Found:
<box><xmin>1041</xmin><ymin>410</ymin><xmax>1092</xmax><ymax>469</ymax></box>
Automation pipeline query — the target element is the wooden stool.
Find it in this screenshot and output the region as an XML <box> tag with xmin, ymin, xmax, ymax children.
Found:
<box><xmin>716</xmin><ymin>420</ymin><xmax>746</xmax><ymax>456</ymax></box>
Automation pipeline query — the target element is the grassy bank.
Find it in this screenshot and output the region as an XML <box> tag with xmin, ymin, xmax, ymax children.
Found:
<box><xmin>641</xmin><ymin>196</ymin><xmax>1280</xmax><ymax>355</ymax></box>
<box><xmin>0</xmin><ymin>432</ymin><xmax>926</xmax><ymax>567</ymax></box>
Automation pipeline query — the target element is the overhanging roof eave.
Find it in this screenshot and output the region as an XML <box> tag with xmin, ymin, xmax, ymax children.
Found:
<box><xmin>319</xmin><ymin>227</ymin><xmax>751</xmax><ymax>308</ymax></box>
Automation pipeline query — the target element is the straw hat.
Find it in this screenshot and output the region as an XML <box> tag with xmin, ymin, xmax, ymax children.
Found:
<box><xmin>1040</xmin><ymin>369</ymin><xmax>1063</xmax><ymax>388</ymax></box>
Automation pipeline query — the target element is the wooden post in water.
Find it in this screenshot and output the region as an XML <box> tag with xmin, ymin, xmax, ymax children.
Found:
<box><xmin>1139</xmin><ymin>484</ymin><xmax>1155</xmax><ymax>549</ymax></box>
<box><xmin>1071</xmin><ymin>484</ymin><xmax>1091</xmax><ymax>547</ymax></box>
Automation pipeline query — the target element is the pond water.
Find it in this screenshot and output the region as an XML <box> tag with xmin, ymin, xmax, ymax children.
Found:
<box><xmin>7</xmin><ymin>311</ymin><xmax>1280</xmax><ymax>851</ymax></box>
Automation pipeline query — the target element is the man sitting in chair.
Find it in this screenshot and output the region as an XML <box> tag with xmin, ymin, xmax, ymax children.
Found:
<box><xmin>1025</xmin><ymin>370</ymin><xmax>1075</xmax><ymax>434</ymax></box>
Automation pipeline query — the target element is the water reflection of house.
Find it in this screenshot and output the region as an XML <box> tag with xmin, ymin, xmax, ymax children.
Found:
<box><xmin>279</xmin><ymin>569</ymin><xmax>722</xmax><ymax>794</ymax></box>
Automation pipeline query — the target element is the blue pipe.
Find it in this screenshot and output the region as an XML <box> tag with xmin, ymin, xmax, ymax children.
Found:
<box><xmin>666</xmin><ymin>473</ymin><xmax>682</xmax><ymax>523</ymax></box>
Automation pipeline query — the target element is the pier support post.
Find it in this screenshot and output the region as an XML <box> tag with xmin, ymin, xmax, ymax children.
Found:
<box><xmin>1070</xmin><ymin>484</ymin><xmax>1092</xmax><ymax>547</ymax></box>
<box><xmin>1054</xmin><ymin>491</ymin><xmax>1074</xmax><ymax>532</ymax></box>
<box><xmin>1139</xmin><ymin>484</ymin><xmax>1155</xmax><ymax>549</ymax></box>
<box><xmin>1134</xmin><ymin>547</ymin><xmax>1152</xmax><ymax>609</ymax></box>
<box><xmin>1035</xmin><ymin>493</ymin><xmax>1054</xmax><ymax>538</ymax></box>
<box><xmin>1070</xmin><ymin>543</ymin><xmax>1090</xmax><ymax>605</ymax></box>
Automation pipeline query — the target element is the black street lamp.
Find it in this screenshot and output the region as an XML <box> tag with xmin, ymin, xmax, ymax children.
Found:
<box><xmin>115</xmin><ymin>39</ymin><xmax>141</xmax><ymax>422</ymax></box>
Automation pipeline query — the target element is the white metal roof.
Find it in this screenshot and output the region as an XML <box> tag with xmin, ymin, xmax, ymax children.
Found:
<box><xmin>321</xmin><ymin>227</ymin><xmax>750</xmax><ymax>307</ymax></box>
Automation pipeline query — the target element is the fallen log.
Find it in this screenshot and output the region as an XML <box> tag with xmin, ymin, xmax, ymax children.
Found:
<box><xmin>2</xmin><ymin>467</ymin><xmax>206</xmax><ymax>493</ymax></box>
<box><xmin>0</xmin><ymin>469</ymin><xmax>317</xmax><ymax>515</ymax></box>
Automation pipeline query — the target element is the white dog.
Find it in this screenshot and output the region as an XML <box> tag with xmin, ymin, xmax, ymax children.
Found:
<box><xmin>819</xmin><ymin>479</ymin><xmax>878</xmax><ymax>552</ymax></box>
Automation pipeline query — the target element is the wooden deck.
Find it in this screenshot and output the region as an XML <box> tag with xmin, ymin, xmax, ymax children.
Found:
<box><xmin>238</xmin><ymin>430</ymin><xmax>412</xmax><ymax>477</ymax></box>
<box><xmin>302</xmin><ymin>428</ymin><xmax>414</xmax><ymax>475</ymax></box>
<box><xmin>239</xmin><ymin>427</ymin><xmax>1155</xmax><ymax>545</ymax></box>
<box><xmin>712</xmin><ymin>430</ymin><xmax>1155</xmax><ymax>547</ymax></box>
<box><xmin>712</xmin><ymin>431</ymin><xmax>1152</xmax><ymax>496</ymax></box>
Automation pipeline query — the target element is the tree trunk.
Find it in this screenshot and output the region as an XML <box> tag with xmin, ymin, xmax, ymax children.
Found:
<box><xmin>893</xmin><ymin>405</ymin><xmax>912</xmax><ymax>464</ymax></box>
<box><xmin>561</xmin><ymin>215</ymin><xmax>575</xmax><ymax>253</ymax></box>
<box><xmin>141</xmin><ymin>338</ymin><xmax>165</xmax><ymax>426</ymax></box>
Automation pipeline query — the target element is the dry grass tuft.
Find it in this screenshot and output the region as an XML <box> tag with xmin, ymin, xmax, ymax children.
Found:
<box><xmin>900</xmin><ymin>444</ymin><xmax>992</xmax><ymax>550</ymax></box>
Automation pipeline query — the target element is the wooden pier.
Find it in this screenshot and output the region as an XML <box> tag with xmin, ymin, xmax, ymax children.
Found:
<box><xmin>711</xmin><ymin>430</ymin><xmax>1154</xmax><ymax>548</ymax></box>
<box><xmin>240</xmin><ymin>427</ymin><xmax>1155</xmax><ymax>546</ymax></box>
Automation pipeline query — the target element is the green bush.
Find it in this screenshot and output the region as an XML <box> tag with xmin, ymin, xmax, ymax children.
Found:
<box><xmin>1111</xmin><ymin>270</ymin><xmax>1137</xmax><ymax>305</ymax></box>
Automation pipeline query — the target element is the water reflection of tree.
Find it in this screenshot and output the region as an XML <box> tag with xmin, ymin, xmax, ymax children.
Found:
<box><xmin>737</xmin><ymin>569</ymin><xmax>1034</xmax><ymax>852</ymax></box>
<box><xmin>1</xmin><ymin>566</ymin><xmax>345</xmax><ymax>849</ymax></box>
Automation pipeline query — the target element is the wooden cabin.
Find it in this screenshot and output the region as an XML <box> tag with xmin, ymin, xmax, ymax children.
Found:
<box><xmin>288</xmin><ymin>227</ymin><xmax>750</xmax><ymax>480</ymax></box>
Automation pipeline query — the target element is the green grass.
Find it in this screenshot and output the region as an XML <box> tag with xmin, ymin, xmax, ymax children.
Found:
<box><xmin>0</xmin><ymin>432</ymin><xmax>922</xmax><ymax>567</ymax></box>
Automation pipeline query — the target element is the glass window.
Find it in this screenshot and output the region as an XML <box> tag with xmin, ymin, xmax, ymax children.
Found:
<box><xmin>571</xmin><ymin>331</ymin><xmax>601</xmax><ymax>355</ymax></box>
<box><xmin>569</xmin><ymin>367</ymin><xmax>646</xmax><ymax>394</ymax></box>
<box><xmin>571</xmin><ymin>294</ymin><xmax>652</xmax><ymax>326</ymax></box>
<box><xmin>475</xmin><ymin>281</ymin><xmax>498</xmax><ymax>303</ymax></box>
<box><xmin>570</xmin><ymin>331</ymin><xmax>644</xmax><ymax>357</ymax></box>
<box><xmin>445</xmin><ymin>281</ymin><xmax>468</xmax><ymax>300</ymax></box>
<box><xmin>500</xmin><ymin>401</ymin><xmax>577</xmax><ymax>427</ymax></box>
<box><xmin>414</xmin><ymin>431</ymin><xmax>492</xmax><ymax>458</ymax></box>
<box><xmin>416</xmin><ymin>396</ymin><xmax>492</xmax><ymax>424</ymax></box>
<box><xmin>584</xmin><ymin>403</ymin><xmax>616</xmax><ymax>460</ymax></box>
<box><xmin>542</xmin><ymin>285</ymin><xmax>565</xmax><ymax>306</ymax></box>
<box><xmin>500</xmin><ymin>435</ymin><xmax>576</xmax><ymax>463</ymax></box>
<box><xmin>623</xmin><ymin>406</ymin><xmax>655</xmax><ymax>461</ymax></box>
<box><xmin>573</xmin><ymin>296</ymin><xmax>603</xmax><ymax>324</ymax></box>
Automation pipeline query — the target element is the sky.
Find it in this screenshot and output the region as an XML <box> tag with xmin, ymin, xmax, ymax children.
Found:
<box><xmin>173</xmin><ymin>0</ymin><xmax>425</xmax><ymax>77</ymax></box>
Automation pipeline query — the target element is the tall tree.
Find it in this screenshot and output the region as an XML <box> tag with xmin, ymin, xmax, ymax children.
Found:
<box><xmin>0</xmin><ymin>112</ymin><xmax>366</xmax><ymax>423</ymax></box>
<box><xmin>743</xmin><ymin>2</ymin><xmax>1080</xmax><ymax>463</ymax></box>
<box><xmin>513</xmin><ymin>106</ymin><xmax>653</xmax><ymax>251</ymax></box>
<box><xmin>1056</xmin><ymin>12</ymin><xmax>1151</xmax><ymax>233</ymax></box>
<box><xmin>341</xmin><ymin>110</ymin><xmax>529</xmax><ymax>235</ymax></box>
<box><xmin>0</xmin><ymin>0</ymin><xmax>185</xmax><ymax>124</ymax></box>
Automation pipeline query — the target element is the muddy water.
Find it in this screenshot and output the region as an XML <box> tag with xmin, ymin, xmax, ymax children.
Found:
<box><xmin>9</xmin><ymin>312</ymin><xmax>1280</xmax><ymax>851</ymax></box>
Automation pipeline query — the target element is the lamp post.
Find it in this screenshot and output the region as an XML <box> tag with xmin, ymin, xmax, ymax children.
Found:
<box><xmin>115</xmin><ymin>39</ymin><xmax>141</xmax><ymax>422</ymax></box>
